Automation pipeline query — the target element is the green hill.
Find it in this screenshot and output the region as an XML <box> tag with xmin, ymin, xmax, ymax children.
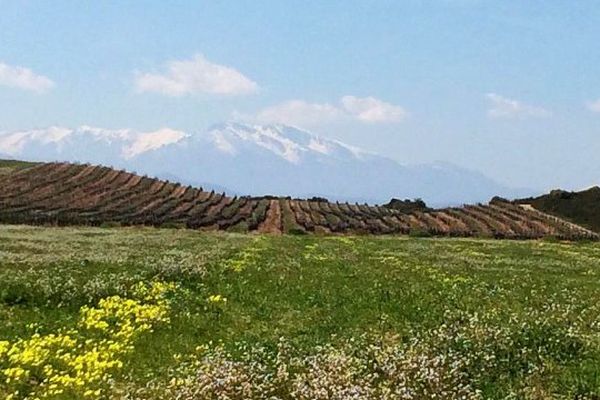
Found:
<box><xmin>516</xmin><ymin>187</ymin><xmax>600</xmax><ymax>233</ymax></box>
<box><xmin>0</xmin><ymin>159</ymin><xmax>38</xmax><ymax>176</ymax></box>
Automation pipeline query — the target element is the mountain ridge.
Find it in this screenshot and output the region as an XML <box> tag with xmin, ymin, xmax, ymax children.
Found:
<box><xmin>0</xmin><ymin>122</ymin><xmax>533</xmax><ymax>205</ymax></box>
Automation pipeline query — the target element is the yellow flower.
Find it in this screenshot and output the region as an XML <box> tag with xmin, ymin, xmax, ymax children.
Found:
<box><xmin>207</xmin><ymin>294</ymin><xmax>227</xmax><ymax>303</ymax></box>
<box><xmin>0</xmin><ymin>280</ymin><xmax>175</xmax><ymax>399</ymax></box>
<box><xmin>0</xmin><ymin>340</ymin><xmax>10</xmax><ymax>358</ymax></box>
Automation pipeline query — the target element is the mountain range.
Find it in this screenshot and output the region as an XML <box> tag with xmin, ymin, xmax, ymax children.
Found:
<box><xmin>0</xmin><ymin>123</ymin><xmax>532</xmax><ymax>205</ymax></box>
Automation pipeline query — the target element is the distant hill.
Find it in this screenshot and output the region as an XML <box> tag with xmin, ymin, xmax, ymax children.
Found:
<box><xmin>0</xmin><ymin>123</ymin><xmax>533</xmax><ymax>205</ymax></box>
<box><xmin>516</xmin><ymin>187</ymin><xmax>600</xmax><ymax>233</ymax></box>
<box><xmin>0</xmin><ymin>160</ymin><xmax>595</xmax><ymax>240</ymax></box>
<box><xmin>0</xmin><ymin>159</ymin><xmax>39</xmax><ymax>176</ymax></box>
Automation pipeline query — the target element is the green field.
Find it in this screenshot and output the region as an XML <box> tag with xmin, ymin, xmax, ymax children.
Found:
<box><xmin>1</xmin><ymin>225</ymin><xmax>600</xmax><ymax>399</ymax></box>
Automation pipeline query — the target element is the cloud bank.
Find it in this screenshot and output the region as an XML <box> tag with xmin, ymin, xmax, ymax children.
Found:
<box><xmin>340</xmin><ymin>96</ymin><xmax>407</xmax><ymax>123</ymax></box>
<box><xmin>254</xmin><ymin>96</ymin><xmax>407</xmax><ymax>128</ymax></box>
<box><xmin>0</xmin><ymin>62</ymin><xmax>55</xmax><ymax>93</ymax></box>
<box><xmin>486</xmin><ymin>93</ymin><xmax>550</xmax><ymax>119</ymax></box>
<box><xmin>134</xmin><ymin>54</ymin><xmax>258</xmax><ymax>96</ymax></box>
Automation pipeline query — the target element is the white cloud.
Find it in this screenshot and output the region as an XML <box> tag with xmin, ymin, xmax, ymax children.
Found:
<box><xmin>586</xmin><ymin>99</ymin><xmax>600</xmax><ymax>113</ymax></box>
<box><xmin>122</xmin><ymin>128</ymin><xmax>187</xmax><ymax>158</ymax></box>
<box><xmin>341</xmin><ymin>96</ymin><xmax>408</xmax><ymax>123</ymax></box>
<box><xmin>486</xmin><ymin>93</ymin><xmax>550</xmax><ymax>119</ymax></box>
<box><xmin>255</xmin><ymin>100</ymin><xmax>344</xmax><ymax>127</ymax></box>
<box><xmin>0</xmin><ymin>62</ymin><xmax>55</xmax><ymax>93</ymax></box>
<box><xmin>134</xmin><ymin>54</ymin><xmax>258</xmax><ymax>96</ymax></box>
<box><xmin>253</xmin><ymin>96</ymin><xmax>407</xmax><ymax>128</ymax></box>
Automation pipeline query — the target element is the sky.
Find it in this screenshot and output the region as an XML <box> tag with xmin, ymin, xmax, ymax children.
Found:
<box><xmin>0</xmin><ymin>1</ymin><xmax>599</xmax><ymax>192</ymax></box>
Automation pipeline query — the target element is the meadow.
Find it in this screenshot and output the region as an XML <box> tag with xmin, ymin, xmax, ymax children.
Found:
<box><xmin>0</xmin><ymin>225</ymin><xmax>599</xmax><ymax>399</ymax></box>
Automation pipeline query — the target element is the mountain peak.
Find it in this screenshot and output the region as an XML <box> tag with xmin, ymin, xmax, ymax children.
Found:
<box><xmin>208</xmin><ymin>122</ymin><xmax>365</xmax><ymax>163</ymax></box>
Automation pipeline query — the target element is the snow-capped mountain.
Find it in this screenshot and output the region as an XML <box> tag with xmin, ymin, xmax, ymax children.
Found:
<box><xmin>207</xmin><ymin>123</ymin><xmax>366</xmax><ymax>163</ymax></box>
<box><xmin>0</xmin><ymin>122</ymin><xmax>530</xmax><ymax>205</ymax></box>
<box><xmin>0</xmin><ymin>126</ymin><xmax>187</xmax><ymax>166</ymax></box>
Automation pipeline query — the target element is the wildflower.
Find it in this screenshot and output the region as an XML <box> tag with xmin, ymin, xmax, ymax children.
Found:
<box><xmin>0</xmin><ymin>281</ymin><xmax>175</xmax><ymax>399</ymax></box>
<box><xmin>207</xmin><ymin>294</ymin><xmax>227</xmax><ymax>304</ymax></box>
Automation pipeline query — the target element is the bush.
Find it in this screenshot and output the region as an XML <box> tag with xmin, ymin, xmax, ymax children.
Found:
<box><xmin>409</xmin><ymin>228</ymin><xmax>432</xmax><ymax>238</ymax></box>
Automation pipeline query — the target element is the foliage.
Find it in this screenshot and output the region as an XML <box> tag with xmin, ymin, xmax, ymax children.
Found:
<box><xmin>383</xmin><ymin>197</ymin><xmax>429</xmax><ymax>213</ymax></box>
<box><xmin>516</xmin><ymin>186</ymin><xmax>600</xmax><ymax>233</ymax></box>
<box><xmin>0</xmin><ymin>281</ymin><xmax>175</xmax><ymax>399</ymax></box>
<box><xmin>1</xmin><ymin>226</ymin><xmax>600</xmax><ymax>398</ymax></box>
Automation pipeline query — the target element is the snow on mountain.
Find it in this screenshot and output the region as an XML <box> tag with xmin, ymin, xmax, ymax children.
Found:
<box><xmin>206</xmin><ymin>123</ymin><xmax>365</xmax><ymax>163</ymax></box>
<box><xmin>0</xmin><ymin>126</ymin><xmax>187</xmax><ymax>165</ymax></box>
<box><xmin>0</xmin><ymin>122</ymin><xmax>529</xmax><ymax>205</ymax></box>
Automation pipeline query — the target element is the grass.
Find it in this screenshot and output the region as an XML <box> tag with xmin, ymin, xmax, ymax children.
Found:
<box><xmin>0</xmin><ymin>159</ymin><xmax>37</xmax><ymax>176</ymax></box>
<box><xmin>1</xmin><ymin>225</ymin><xmax>600</xmax><ymax>398</ymax></box>
<box><xmin>0</xmin><ymin>159</ymin><xmax>38</xmax><ymax>169</ymax></box>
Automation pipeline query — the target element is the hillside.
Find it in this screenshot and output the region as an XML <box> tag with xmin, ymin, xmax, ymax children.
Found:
<box><xmin>0</xmin><ymin>159</ymin><xmax>38</xmax><ymax>176</ymax></box>
<box><xmin>0</xmin><ymin>160</ymin><xmax>596</xmax><ymax>240</ymax></box>
<box><xmin>516</xmin><ymin>187</ymin><xmax>600</xmax><ymax>233</ymax></box>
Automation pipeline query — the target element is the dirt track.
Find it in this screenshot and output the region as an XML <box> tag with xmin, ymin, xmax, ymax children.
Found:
<box><xmin>258</xmin><ymin>200</ymin><xmax>282</xmax><ymax>234</ymax></box>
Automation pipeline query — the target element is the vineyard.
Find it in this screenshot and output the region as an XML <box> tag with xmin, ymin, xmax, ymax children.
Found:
<box><xmin>0</xmin><ymin>161</ymin><xmax>597</xmax><ymax>240</ymax></box>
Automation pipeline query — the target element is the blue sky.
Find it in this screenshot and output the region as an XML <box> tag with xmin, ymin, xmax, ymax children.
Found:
<box><xmin>0</xmin><ymin>1</ymin><xmax>599</xmax><ymax>191</ymax></box>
